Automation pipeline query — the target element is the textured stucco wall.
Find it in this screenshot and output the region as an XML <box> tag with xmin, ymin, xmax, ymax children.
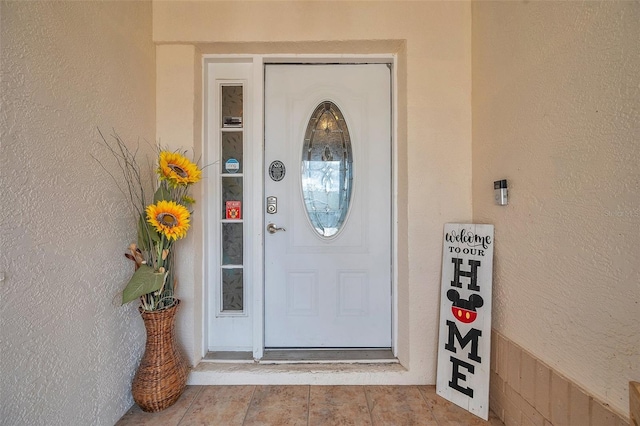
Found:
<box><xmin>0</xmin><ymin>1</ymin><xmax>155</xmax><ymax>424</ymax></box>
<box><xmin>153</xmin><ymin>0</ymin><xmax>472</xmax><ymax>380</ymax></box>
<box><xmin>155</xmin><ymin>44</ymin><xmax>203</xmax><ymax>366</ymax></box>
<box><xmin>472</xmin><ymin>1</ymin><xmax>639</xmax><ymax>416</ymax></box>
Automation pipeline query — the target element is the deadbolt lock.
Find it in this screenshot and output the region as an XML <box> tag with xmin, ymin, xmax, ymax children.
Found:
<box><xmin>266</xmin><ymin>196</ymin><xmax>277</xmax><ymax>214</ymax></box>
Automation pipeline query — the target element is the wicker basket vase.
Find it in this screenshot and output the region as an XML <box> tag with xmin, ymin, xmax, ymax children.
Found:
<box><xmin>132</xmin><ymin>300</ymin><xmax>189</xmax><ymax>412</ymax></box>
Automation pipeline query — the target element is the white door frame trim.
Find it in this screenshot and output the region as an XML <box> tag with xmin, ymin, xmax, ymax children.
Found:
<box><xmin>203</xmin><ymin>53</ymin><xmax>398</xmax><ymax>362</ymax></box>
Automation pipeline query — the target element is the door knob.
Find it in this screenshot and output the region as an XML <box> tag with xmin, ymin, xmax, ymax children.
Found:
<box><xmin>267</xmin><ymin>223</ymin><xmax>286</xmax><ymax>234</ymax></box>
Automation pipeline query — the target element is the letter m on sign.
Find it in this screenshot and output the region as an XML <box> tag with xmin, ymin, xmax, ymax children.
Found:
<box><xmin>436</xmin><ymin>223</ymin><xmax>494</xmax><ymax>421</ymax></box>
<box><xmin>445</xmin><ymin>320</ymin><xmax>482</xmax><ymax>363</ymax></box>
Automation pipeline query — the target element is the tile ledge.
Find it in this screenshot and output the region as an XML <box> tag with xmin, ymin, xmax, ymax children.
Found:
<box><xmin>188</xmin><ymin>361</ymin><xmax>410</xmax><ymax>386</ymax></box>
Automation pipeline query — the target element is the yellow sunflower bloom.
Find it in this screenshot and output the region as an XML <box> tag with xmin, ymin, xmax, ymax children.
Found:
<box><xmin>158</xmin><ymin>151</ymin><xmax>201</xmax><ymax>187</ymax></box>
<box><xmin>146</xmin><ymin>200</ymin><xmax>191</xmax><ymax>240</ymax></box>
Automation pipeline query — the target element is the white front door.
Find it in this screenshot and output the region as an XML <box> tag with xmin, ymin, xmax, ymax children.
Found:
<box><xmin>264</xmin><ymin>64</ymin><xmax>392</xmax><ymax>348</ymax></box>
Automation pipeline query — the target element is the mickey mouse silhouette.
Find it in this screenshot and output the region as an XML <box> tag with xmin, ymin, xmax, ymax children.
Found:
<box><xmin>447</xmin><ymin>289</ymin><xmax>484</xmax><ymax>324</ymax></box>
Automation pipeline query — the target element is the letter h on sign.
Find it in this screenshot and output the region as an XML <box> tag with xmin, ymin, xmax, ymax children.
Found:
<box><xmin>451</xmin><ymin>258</ymin><xmax>481</xmax><ymax>291</ymax></box>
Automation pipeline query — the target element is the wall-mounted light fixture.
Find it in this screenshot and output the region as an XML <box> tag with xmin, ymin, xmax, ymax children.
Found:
<box><xmin>494</xmin><ymin>179</ymin><xmax>508</xmax><ymax>206</ymax></box>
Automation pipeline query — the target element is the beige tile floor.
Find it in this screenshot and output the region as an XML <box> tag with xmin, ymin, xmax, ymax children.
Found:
<box><xmin>117</xmin><ymin>385</ymin><xmax>504</xmax><ymax>425</ymax></box>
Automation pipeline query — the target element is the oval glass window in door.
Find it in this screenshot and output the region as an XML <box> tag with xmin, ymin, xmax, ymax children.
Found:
<box><xmin>301</xmin><ymin>101</ymin><xmax>353</xmax><ymax>238</ymax></box>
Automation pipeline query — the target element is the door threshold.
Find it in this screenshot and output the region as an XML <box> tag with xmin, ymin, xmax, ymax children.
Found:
<box><xmin>262</xmin><ymin>349</ymin><xmax>397</xmax><ymax>364</ymax></box>
<box><xmin>203</xmin><ymin>349</ymin><xmax>398</xmax><ymax>364</ymax></box>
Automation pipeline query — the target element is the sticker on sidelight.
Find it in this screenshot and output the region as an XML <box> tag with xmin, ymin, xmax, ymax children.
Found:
<box><xmin>225</xmin><ymin>158</ymin><xmax>240</xmax><ymax>173</ymax></box>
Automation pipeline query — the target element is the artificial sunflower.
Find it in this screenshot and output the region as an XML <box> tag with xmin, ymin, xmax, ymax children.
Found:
<box><xmin>158</xmin><ymin>151</ymin><xmax>201</xmax><ymax>187</ymax></box>
<box><xmin>146</xmin><ymin>200</ymin><xmax>191</xmax><ymax>240</ymax></box>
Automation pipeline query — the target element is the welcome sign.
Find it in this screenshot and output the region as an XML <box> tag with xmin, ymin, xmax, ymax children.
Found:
<box><xmin>436</xmin><ymin>223</ymin><xmax>494</xmax><ymax>420</ymax></box>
